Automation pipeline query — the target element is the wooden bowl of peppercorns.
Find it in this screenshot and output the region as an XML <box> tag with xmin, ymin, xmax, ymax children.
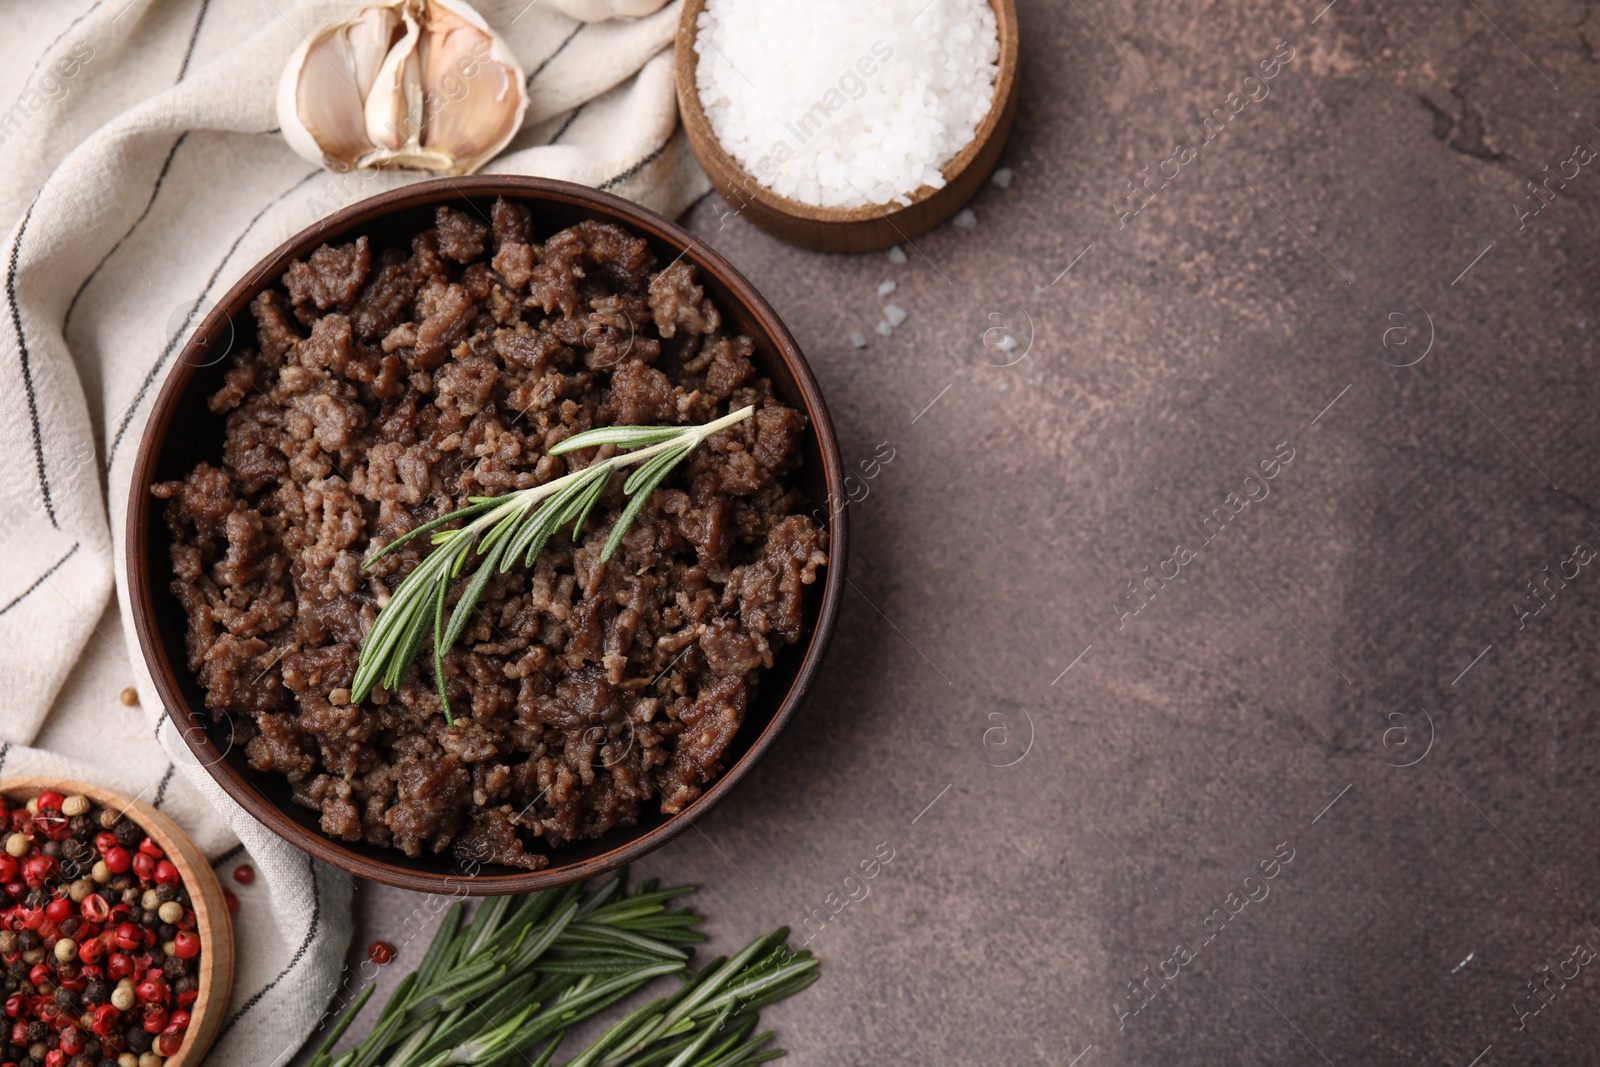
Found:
<box><xmin>0</xmin><ymin>779</ymin><xmax>234</xmax><ymax>1067</ymax></box>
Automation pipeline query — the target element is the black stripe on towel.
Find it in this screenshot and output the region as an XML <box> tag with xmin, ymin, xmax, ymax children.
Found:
<box><xmin>6</xmin><ymin>199</ymin><xmax>56</xmax><ymax>527</ymax></box>
<box><xmin>0</xmin><ymin>543</ymin><xmax>79</xmax><ymax>617</ymax></box>
<box><xmin>217</xmin><ymin>853</ymin><xmax>323</xmax><ymax>1040</ymax></box>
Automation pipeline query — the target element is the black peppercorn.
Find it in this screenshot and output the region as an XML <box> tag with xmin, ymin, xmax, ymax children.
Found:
<box><xmin>54</xmin><ymin>986</ymin><xmax>79</xmax><ymax>1012</ymax></box>
<box><xmin>139</xmin><ymin>911</ymin><xmax>159</xmax><ymax>930</ymax></box>
<box><xmin>67</xmin><ymin>815</ymin><xmax>93</xmax><ymax>837</ymax></box>
<box><xmin>154</xmin><ymin>884</ymin><xmax>177</xmax><ymax>904</ymax></box>
<box><xmin>39</xmin><ymin>841</ymin><xmax>60</xmax><ymax>859</ymax></box>
<box><xmin>123</xmin><ymin>1027</ymin><xmax>151</xmax><ymax>1053</ymax></box>
<box><xmin>25</xmin><ymin>1020</ymin><xmax>47</xmax><ymax>1043</ymax></box>
<box><xmin>17</xmin><ymin>931</ymin><xmax>39</xmax><ymax>952</ymax></box>
<box><xmin>112</xmin><ymin>821</ymin><xmax>140</xmax><ymax>849</ymax></box>
<box><xmin>156</xmin><ymin>923</ymin><xmax>176</xmax><ymax>942</ymax></box>
<box><xmin>173</xmin><ymin>976</ymin><xmax>197</xmax><ymax>999</ymax></box>
<box><xmin>82</xmin><ymin>1037</ymin><xmax>101</xmax><ymax>1060</ymax></box>
<box><xmin>68</xmin><ymin>1055</ymin><xmax>93</xmax><ymax>1067</ymax></box>
<box><xmin>108</xmin><ymin>874</ymin><xmax>134</xmax><ymax>893</ymax></box>
<box><xmin>23</xmin><ymin>889</ymin><xmax>47</xmax><ymax>910</ymax></box>
<box><xmin>83</xmin><ymin>979</ymin><xmax>108</xmax><ymax>1005</ymax></box>
<box><xmin>58</xmin><ymin>917</ymin><xmax>81</xmax><ymax>938</ymax></box>
<box><xmin>162</xmin><ymin>956</ymin><xmax>186</xmax><ymax>982</ymax></box>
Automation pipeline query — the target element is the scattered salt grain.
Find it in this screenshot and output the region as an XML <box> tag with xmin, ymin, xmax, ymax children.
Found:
<box><xmin>884</xmin><ymin>304</ymin><xmax>908</xmax><ymax>328</ymax></box>
<box><xmin>997</xmin><ymin>334</ymin><xmax>1018</xmax><ymax>353</ymax></box>
<box><xmin>694</xmin><ymin>0</ymin><xmax>1001</xmax><ymax>208</ymax></box>
<box><xmin>887</xmin><ymin>246</ymin><xmax>908</xmax><ymax>264</ymax></box>
<box><xmin>875</xmin><ymin>320</ymin><xmax>894</xmax><ymax>337</ymax></box>
<box><xmin>953</xmin><ymin>208</ymin><xmax>977</xmax><ymax>228</ymax></box>
<box><xmin>850</xmin><ymin>331</ymin><xmax>868</xmax><ymax>348</ymax></box>
<box><xmin>878</xmin><ymin>280</ymin><xmax>897</xmax><ymax>296</ymax></box>
<box><xmin>991</xmin><ymin>167</ymin><xmax>1012</xmax><ymax>188</ymax></box>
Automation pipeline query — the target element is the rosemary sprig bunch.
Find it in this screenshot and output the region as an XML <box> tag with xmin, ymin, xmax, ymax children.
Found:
<box><xmin>309</xmin><ymin>871</ymin><xmax>819</xmax><ymax>1067</ymax></box>
<box><xmin>351</xmin><ymin>405</ymin><xmax>754</xmax><ymax>723</ymax></box>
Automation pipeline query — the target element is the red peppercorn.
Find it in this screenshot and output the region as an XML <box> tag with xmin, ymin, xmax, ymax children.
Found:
<box><xmin>102</xmin><ymin>848</ymin><xmax>130</xmax><ymax>875</ymax></box>
<box><xmin>141</xmin><ymin>1004</ymin><xmax>168</xmax><ymax>1033</ymax></box>
<box><xmin>28</xmin><ymin>964</ymin><xmax>49</xmax><ymax>987</ymax></box>
<box><xmin>42</xmin><ymin>899</ymin><xmax>69</xmax><ymax>925</ymax></box>
<box><xmin>222</xmin><ymin>888</ymin><xmax>239</xmax><ymax>913</ymax></box>
<box><xmin>44</xmin><ymin>1050</ymin><xmax>64</xmax><ymax>1067</ymax></box>
<box><xmin>91</xmin><ymin>1004</ymin><xmax>119</xmax><ymax>1037</ymax></box>
<box><xmin>136</xmin><ymin>977</ymin><xmax>166</xmax><ymax>1004</ymax></box>
<box><xmin>232</xmin><ymin>864</ymin><xmax>255</xmax><ymax>885</ymax></box>
<box><xmin>137</xmin><ymin>838</ymin><xmax>163</xmax><ymax>860</ymax></box>
<box><xmin>2</xmin><ymin>995</ymin><xmax>20</xmax><ymax>1018</ymax></box>
<box><xmin>21</xmin><ymin>855</ymin><xmax>54</xmax><ymax>886</ymax></box>
<box><xmin>57</xmin><ymin>1026</ymin><xmax>82</xmax><ymax>1057</ymax></box>
<box><xmin>155</xmin><ymin>1029</ymin><xmax>184</xmax><ymax>1057</ymax></box>
<box><xmin>152</xmin><ymin>860</ymin><xmax>178</xmax><ymax>886</ymax></box>
<box><xmin>172</xmin><ymin>932</ymin><xmax>200</xmax><ymax>961</ymax></box>
<box><xmin>79</xmin><ymin>895</ymin><xmax>108</xmax><ymax>924</ymax></box>
<box><xmin>176</xmin><ymin>986</ymin><xmax>198</xmax><ymax>1008</ymax></box>
<box><xmin>167</xmin><ymin>1009</ymin><xmax>189</xmax><ymax>1032</ymax></box>
<box><xmin>0</xmin><ymin>857</ymin><xmax>17</xmax><ymax>884</ymax></box>
<box><xmin>367</xmin><ymin>941</ymin><xmax>396</xmax><ymax>965</ymax></box>
<box><xmin>106</xmin><ymin>953</ymin><xmax>133</xmax><ymax>979</ymax></box>
<box><xmin>113</xmin><ymin>924</ymin><xmax>141</xmax><ymax>952</ymax></box>
<box><xmin>35</xmin><ymin>793</ymin><xmax>63</xmax><ymax>814</ymax></box>
<box><xmin>9</xmin><ymin>1020</ymin><xmax>26</xmax><ymax>1046</ymax></box>
<box><xmin>3</xmin><ymin>882</ymin><xmax>22</xmax><ymax>900</ymax></box>
<box><xmin>93</xmin><ymin>833</ymin><xmax>116</xmax><ymax>856</ymax></box>
<box><xmin>130</xmin><ymin>853</ymin><xmax>154</xmax><ymax>882</ymax></box>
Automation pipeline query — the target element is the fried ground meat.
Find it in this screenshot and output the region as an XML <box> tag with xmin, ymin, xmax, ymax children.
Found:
<box><xmin>153</xmin><ymin>201</ymin><xmax>827</xmax><ymax>869</ymax></box>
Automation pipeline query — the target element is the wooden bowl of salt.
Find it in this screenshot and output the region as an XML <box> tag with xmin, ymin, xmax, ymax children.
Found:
<box><xmin>675</xmin><ymin>0</ymin><xmax>1019</xmax><ymax>253</ymax></box>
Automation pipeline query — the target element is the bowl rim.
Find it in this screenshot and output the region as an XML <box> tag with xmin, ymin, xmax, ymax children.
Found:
<box><xmin>673</xmin><ymin>0</ymin><xmax>1020</xmax><ymax>224</ymax></box>
<box><xmin>0</xmin><ymin>776</ymin><xmax>235</xmax><ymax>1067</ymax></box>
<box><xmin>125</xmin><ymin>174</ymin><xmax>847</xmax><ymax>894</ymax></box>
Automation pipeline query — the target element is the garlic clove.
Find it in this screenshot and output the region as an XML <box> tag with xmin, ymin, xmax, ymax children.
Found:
<box><xmin>278</xmin><ymin>0</ymin><xmax>527</xmax><ymax>177</ymax></box>
<box><xmin>416</xmin><ymin>0</ymin><xmax>525</xmax><ymax>171</ymax></box>
<box><xmin>280</xmin><ymin>24</ymin><xmax>373</xmax><ymax>171</ymax></box>
<box><xmin>361</xmin><ymin>7</ymin><xmax>422</xmax><ymax>153</ymax></box>
<box><xmin>345</xmin><ymin>5</ymin><xmax>406</xmax><ymax>100</ymax></box>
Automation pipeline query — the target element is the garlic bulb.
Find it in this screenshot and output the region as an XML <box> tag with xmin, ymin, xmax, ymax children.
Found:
<box><xmin>278</xmin><ymin>0</ymin><xmax>527</xmax><ymax>176</ymax></box>
<box><xmin>542</xmin><ymin>0</ymin><xmax>670</xmax><ymax>20</ymax></box>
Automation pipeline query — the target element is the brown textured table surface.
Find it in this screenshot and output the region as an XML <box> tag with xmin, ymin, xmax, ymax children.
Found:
<box><xmin>300</xmin><ymin>1</ymin><xmax>1600</xmax><ymax>1063</ymax></box>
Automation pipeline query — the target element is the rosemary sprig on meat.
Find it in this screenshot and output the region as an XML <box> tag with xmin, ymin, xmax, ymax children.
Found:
<box><xmin>351</xmin><ymin>405</ymin><xmax>754</xmax><ymax>724</ymax></box>
<box><xmin>308</xmin><ymin>870</ymin><xmax>819</xmax><ymax>1067</ymax></box>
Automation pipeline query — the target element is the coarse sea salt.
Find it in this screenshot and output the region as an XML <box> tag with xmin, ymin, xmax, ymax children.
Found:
<box><xmin>887</xmin><ymin>246</ymin><xmax>908</xmax><ymax>264</ymax></box>
<box><xmin>878</xmin><ymin>280</ymin><xmax>897</xmax><ymax>296</ymax></box>
<box><xmin>694</xmin><ymin>0</ymin><xmax>1000</xmax><ymax>209</ymax></box>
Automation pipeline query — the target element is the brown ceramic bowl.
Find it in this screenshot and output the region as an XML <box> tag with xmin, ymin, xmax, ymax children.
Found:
<box><xmin>0</xmin><ymin>777</ymin><xmax>235</xmax><ymax>1067</ymax></box>
<box><xmin>675</xmin><ymin>0</ymin><xmax>1020</xmax><ymax>252</ymax></box>
<box><xmin>126</xmin><ymin>176</ymin><xmax>846</xmax><ymax>894</ymax></box>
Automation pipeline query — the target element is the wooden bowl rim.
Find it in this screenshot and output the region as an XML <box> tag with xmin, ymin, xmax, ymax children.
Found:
<box><xmin>674</xmin><ymin>0</ymin><xmax>1020</xmax><ymax>225</ymax></box>
<box><xmin>124</xmin><ymin>174</ymin><xmax>848</xmax><ymax>895</ymax></box>
<box><xmin>0</xmin><ymin>777</ymin><xmax>235</xmax><ymax>1067</ymax></box>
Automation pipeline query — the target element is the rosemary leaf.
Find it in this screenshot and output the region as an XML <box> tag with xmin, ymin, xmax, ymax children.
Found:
<box><xmin>352</xmin><ymin>405</ymin><xmax>754</xmax><ymax>722</ymax></box>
